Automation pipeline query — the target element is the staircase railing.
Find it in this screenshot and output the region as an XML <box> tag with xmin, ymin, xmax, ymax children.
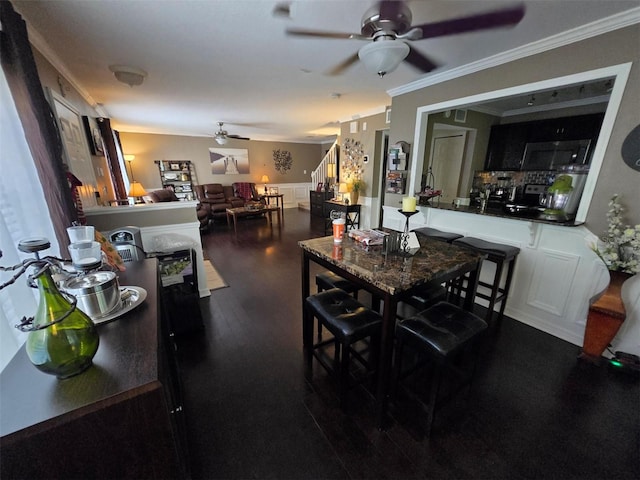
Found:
<box><xmin>311</xmin><ymin>139</ymin><xmax>339</xmax><ymax>189</ymax></box>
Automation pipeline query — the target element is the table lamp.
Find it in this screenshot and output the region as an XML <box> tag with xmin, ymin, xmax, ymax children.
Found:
<box><xmin>339</xmin><ymin>182</ymin><xmax>349</xmax><ymax>204</ymax></box>
<box><xmin>261</xmin><ymin>175</ymin><xmax>270</xmax><ymax>194</ymax></box>
<box><xmin>128</xmin><ymin>181</ymin><xmax>147</xmax><ymax>203</ymax></box>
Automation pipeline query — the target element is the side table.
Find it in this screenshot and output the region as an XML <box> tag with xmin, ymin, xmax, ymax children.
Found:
<box><xmin>261</xmin><ymin>194</ymin><xmax>285</xmax><ymax>223</ymax></box>
<box><xmin>324</xmin><ymin>200</ymin><xmax>361</xmax><ymax>235</ymax></box>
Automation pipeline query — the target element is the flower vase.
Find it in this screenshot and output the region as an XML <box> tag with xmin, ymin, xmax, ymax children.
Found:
<box><xmin>351</xmin><ymin>191</ymin><xmax>359</xmax><ymax>205</ymax></box>
<box><xmin>23</xmin><ymin>265</ymin><xmax>100</xmax><ymax>378</ymax></box>
<box><xmin>580</xmin><ymin>270</ymin><xmax>632</xmax><ymax>363</ymax></box>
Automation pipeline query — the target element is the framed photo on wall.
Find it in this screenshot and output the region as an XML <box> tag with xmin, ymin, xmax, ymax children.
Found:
<box><xmin>82</xmin><ymin>116</ymin><xmax>103</xmax><ymax>156</ymax></box>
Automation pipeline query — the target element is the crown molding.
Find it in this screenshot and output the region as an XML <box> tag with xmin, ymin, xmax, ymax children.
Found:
<box><xmin>21</xmin><ymin>18</ymin><xmax>110</xmax><ymax>117</ymax></box>
<box><xmin>388</xmin><ymin>7</ymin><xmax>640</xmax><ymax>98</ymax></box>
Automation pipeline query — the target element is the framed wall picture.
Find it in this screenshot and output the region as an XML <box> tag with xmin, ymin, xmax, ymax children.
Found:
<box><xmin>208</xmin><ymin>148</ymin><xmax>250</xmax><ymax>174</ymax></box>
<box><xmin>81</xmin><ymin>116</ymin><xmax>103</xmax><ymax>156</ymax></box>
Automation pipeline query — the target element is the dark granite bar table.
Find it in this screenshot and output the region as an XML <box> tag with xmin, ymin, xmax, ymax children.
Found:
<box><xmin>299</xmin><ymin>234</ymin><xmax>485</xmax><ymax>429</ymax></box>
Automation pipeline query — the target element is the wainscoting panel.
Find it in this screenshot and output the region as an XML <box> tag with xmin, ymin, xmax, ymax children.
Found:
<box><xmin>526</xmin><ymin>249</ymin><xmax>580</xmax><ymax>316</ymax></box>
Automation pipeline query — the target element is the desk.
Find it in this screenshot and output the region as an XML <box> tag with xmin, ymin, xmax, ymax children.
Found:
<box><xmin>324</xmin><ymin>200</ymin><xmax>361</xmax><ymax>234</ymax></box>
<box><xmin>262</xmin><ymin>193</ymin><xmax>285</xmax><ymax>222</ymax></box>
<box><xmin>299</xmin><ymin>235</ymin><xmax>484</xmax><ymax>429</ymax></box>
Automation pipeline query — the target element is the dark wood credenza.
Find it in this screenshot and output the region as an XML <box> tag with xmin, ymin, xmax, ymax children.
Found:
<box><xmin>0</xmin><ymin>259</ymin><xmax>189</xmax><ymax>479</ymax></box>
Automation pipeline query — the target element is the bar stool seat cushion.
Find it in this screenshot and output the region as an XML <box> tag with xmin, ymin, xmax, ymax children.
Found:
<box><xmin>316</xmin><ymin>271</ymin><xmax>359</xmax><ymax>295</ymax></box>
<box><xmin>396</xmin><ymin>301</ymin><xmax>487</xmax><ymax>359</ymax></box>
<box><xmin>403</xmin><ymin>282</ymin><xmax>448</xmax><ymax>311</ymax></box>
<box><xmin>412</xmin><ymin>227</ymin><xmax>463</xmax><ymax>243</ymax></box>
<box><xmin>452</xmin><ymin>236</ymin><xmax>519</xmax><ymax>259</ymax></box>
<box><xmin>306</xmin><ymin>288</ymin><xmax>381</xmax><ymax>342</ymax></box>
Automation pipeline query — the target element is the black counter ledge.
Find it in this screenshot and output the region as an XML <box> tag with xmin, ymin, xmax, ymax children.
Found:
<box><xmin>418</xmin><ymin>202</ymin><xmax>584</xmax><ymax>227</ymax></box>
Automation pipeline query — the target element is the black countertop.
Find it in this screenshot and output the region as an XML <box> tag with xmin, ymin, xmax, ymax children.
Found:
<box><xmin>418</xmin><ymin>201</ymin><xmax>584</xmax><ymax>227</ymax></box>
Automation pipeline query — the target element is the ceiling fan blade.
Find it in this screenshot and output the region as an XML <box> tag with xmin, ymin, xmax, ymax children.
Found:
<box><xmin>286</xmin><ymin>28</ymin><xmax>368</xmax><ymax>40</ymax></box>
<box><xmin>326</xmin><ymin>52</ymin><xmax>360</xmax><ymax>76</ymax></box>
<box><xmin>227</xmin><ymin>135</ymin><xmax>250</xmax><ymax>141</ymax></box>
<box><xmin>404</xmin><ymin>46</ymin><xmax>439</xmax><ymax>73</ymax></box>
<box><xmin>412</xmin><ymin>5</ymin><xmax>525</xmax><ymax>40</ymax></box>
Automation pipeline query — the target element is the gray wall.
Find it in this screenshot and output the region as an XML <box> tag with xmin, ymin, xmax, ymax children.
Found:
<box><xmin>390</xmin><ymin>25</ymin><xmax>640</xmax><ymax>234</ymax></box>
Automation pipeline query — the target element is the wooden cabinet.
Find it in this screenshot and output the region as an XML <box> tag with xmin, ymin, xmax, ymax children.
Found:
<box><xmin>528</xmin><ymin>113</ymin><xmax>604</xmax><ymax>142</ymax></box>
<box><xmin>0</xmin><ymin>260</ymin><xmax>190</xmax><ymax>479</ymax></box>
<box><xmin>156</xmin><ymin>160</ymin><xmax>196</xmax><ymax>200</ymax></box>
<box><xmin>485</xmin><ymin>113</ymin><xmax>605</xmax><ymax>171</ymax></box>
<box><xmin>310</xmin><ymin>190</ymin><xmax>333</xmax><ymax>218</ymax></box>
<box><xmin>485</xmin><ymin>123</ymin><xmax>529</xmax><ymax>170</ymax></box>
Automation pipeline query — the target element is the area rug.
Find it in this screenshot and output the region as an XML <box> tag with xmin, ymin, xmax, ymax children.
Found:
<box><xmin>204</xmin><ymin>260</ymin><xmax>228</xmax><ymax>291</ymax></box>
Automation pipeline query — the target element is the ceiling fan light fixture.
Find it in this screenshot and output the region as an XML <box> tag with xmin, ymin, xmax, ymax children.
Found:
<box><xmin>358</xmin><ymin>40</ymin><xmax>409</xmax><ymax>77</ymax></box>
<box><xmin>215</xmin><ymin>133</ymin><xmax>228</xmax><ymax>145</ymax></box>
<box><xmin>109</xmin><ymin>65</ymin><xmax>147</xmax><ymax>87</ymax></box>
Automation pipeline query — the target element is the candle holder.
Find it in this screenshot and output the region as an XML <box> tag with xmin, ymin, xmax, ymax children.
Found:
<box><xmin>398</xmin><ymin>209</ymin><xmax>418</xmax><ymax>255</ymax></box>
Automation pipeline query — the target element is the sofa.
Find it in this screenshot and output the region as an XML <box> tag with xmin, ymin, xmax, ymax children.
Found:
<box><xmin>194</xmin><ymin>183</ymin><xmax>263</xmax><ymax>228</ymax></box>
<box><xmin>146</xmin><ymin>188</ymin><xmax>210</xmax><ymax>230</ymax></box>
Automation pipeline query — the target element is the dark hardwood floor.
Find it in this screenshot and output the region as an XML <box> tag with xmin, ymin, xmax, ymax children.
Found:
<box><xmin>175</xmin><ymin>208</ymin><xmax>639</xmax><ymax>479</ymax></box>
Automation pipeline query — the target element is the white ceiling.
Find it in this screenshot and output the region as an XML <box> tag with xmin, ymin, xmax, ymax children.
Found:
<box><xmin>12</xmin><ymin>0</ymin><xmax>640</xmax><ymax>143</ymax></box>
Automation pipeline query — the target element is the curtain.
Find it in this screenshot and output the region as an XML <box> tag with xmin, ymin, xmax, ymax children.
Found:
<box><xmin>0</xmin><ymin>64</ymin><xmax>60</xmax><ymax>371</ymax></box>
<box><xmin>0</xmin><ymin>0</ymin><xmax>75</xmax><ymax>371</ymax></box>
<box><xmin>98</xmin><ymin>117</ymin><xmax>128</xmax><ymax>201</ymax></box>
<box><xmin>0</xmin><ymin>0</ymin><xmax>76</xmax><ymax>249</ymax></box>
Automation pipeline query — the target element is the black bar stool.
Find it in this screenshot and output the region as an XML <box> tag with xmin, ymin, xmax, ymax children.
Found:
<box><xmin>451</xmin><ymin>236</ymin><xmax>520</xmax><ymax>327</ymax></box>
<box><xmin>303</xmin><ymin>288</ymin><xmax>382</xmax><ymax>409</ymax></box>
<box><xmin>405</xmin><ymin>227</ymin><xmax>463</xmax><ymax>312</ymax></box>
<box><xmin>412</xmin><ymin>227</ymin><xmax>463</xmax><ymax>244</ymax></box>
<box><xmin>392</xmin><ymin>301</ymin><xmax>488</xmax><ymax>437</ymax></box>
<box><xmin>315</xmin><ymin>271</ymin><xmax>360</xmax><ymax>339</ymax></box>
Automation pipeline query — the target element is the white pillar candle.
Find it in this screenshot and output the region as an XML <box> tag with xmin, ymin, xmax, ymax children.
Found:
<box><xmin>402</xmin><ymin>196</ymin><xmax>417</xmax><ymax>212</ymax></box>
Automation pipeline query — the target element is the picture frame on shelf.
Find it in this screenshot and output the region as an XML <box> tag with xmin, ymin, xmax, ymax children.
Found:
<box><xmin>316</xmin><ymin>182</ymin><xmax>323</xmax><ymax>192</ymax></box>
<box><xmin>268</xmin><ymin>187</ymin><xmax>279</xmax><ymax>194</ymax></box>
<box><xmin>169</xmin><ymin>163</ymin><xmax>180</xmax><ymax>171</ymax></box>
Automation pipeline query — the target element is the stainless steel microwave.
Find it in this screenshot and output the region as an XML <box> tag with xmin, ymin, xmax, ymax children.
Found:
<box><xmin>521</xmin><ymin>139</ymin><xmax>592</xmax><ymax>170</ymax></box>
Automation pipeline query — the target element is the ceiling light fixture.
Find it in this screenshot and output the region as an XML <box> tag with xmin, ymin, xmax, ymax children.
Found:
<box><xmin>358</xmin><ymin>38</ymin><xmax>409</xmax><ymax>77</ymax></box>
<box><xmin>109</xmin><ymin>65</ymin><xmax>147</xmax><ymax>87</ymax></box>
<box><xmin>215</xmin><ymin>133</ymin><xmax>228</xmax><ymax>145</ymax></box>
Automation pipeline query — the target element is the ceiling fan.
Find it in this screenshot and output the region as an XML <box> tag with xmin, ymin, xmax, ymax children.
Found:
<box><xmin>213</xmin><ymin>122</ymin><xmax>250</xmax><ymax>145</ymax></box>
<box><xmin>286</xmin><ymin>1</ymin><xmax>525</xmax><ymax>77</ymax></box>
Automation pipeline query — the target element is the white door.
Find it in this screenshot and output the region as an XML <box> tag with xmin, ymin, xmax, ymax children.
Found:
<box><xmin>429</xmin><ymin>132</ymin><xmax>466</xmax><ymax>204</ymax></box>
<box><xmin>47</xmin><ymin>89</ymin><xmax>98</xmax><ymax>207</ymax></box>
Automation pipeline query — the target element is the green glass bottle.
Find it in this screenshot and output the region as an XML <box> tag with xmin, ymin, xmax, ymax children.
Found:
<box><xmin>25</xmin><ymin>265</ymin><xmax>100</xmax><ymax>379</ymax></box>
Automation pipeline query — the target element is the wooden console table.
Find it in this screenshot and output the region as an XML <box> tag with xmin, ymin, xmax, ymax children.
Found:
<box><xmin>0</xmin><ymin>260</ymin><xmax>190</xmax><ymax>479</ymax></box>
<box><xmin>323</xmin><ymin>200</ymin><xmax>361</xmax><ymax>235</ymax></box>
<box><xmin>580</xmin><ymin>270</ymin><xmax>630</xmax><ymax>363</ymax></box>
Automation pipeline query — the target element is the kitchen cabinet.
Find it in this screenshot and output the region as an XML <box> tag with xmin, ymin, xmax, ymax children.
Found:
<box><xmin>485</xmin><ymin>123</ymin><xmax>529</xmax><ymax>170</ymax></box>
<box><xmin>528</xmin><ymin>113</ymin><xmax>604</xmax><ymax>142</ymax></box>
<box><xmin>156</xmin><ymin>160</ymin><xmax>196</xmax><ymax>200</ymax></box>
<box><xmin>485</xmin><ymin>113</ymin><xmax>605</xmax><ymax>171</ymax></box>
<box><xmin>0</xmin><ymin>260</ymin><xmax>190</xmax><ymax>479</ymax></box>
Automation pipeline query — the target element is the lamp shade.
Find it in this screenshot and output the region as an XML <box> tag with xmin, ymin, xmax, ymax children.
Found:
<box><xmin>358</xmin><ymin>40</ymin><xmax>410</xmax><ymax>77</ymax></box>
<box><xmin>261</xmin><ymin>175</ymin><xmax>270</xmax><ymax>183</ymax></box>
<box><xmin>128</xmin><ymin>181</ymin><xmax>147</xmax><ymax>198</ymax></box>
<box><xmin>327</xmin><ymin>163</ymin><xmax>336</xmax><ymax>178</ymax></box>
<box><xmin>124</xmin><ymin>154</ymin><xmax>135</xmax><ymax>161</ymax></box>
<box><xmin>338</xmin><ymin>183</ymin><xmax>349</xmax><ymax>194</ymax></box>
